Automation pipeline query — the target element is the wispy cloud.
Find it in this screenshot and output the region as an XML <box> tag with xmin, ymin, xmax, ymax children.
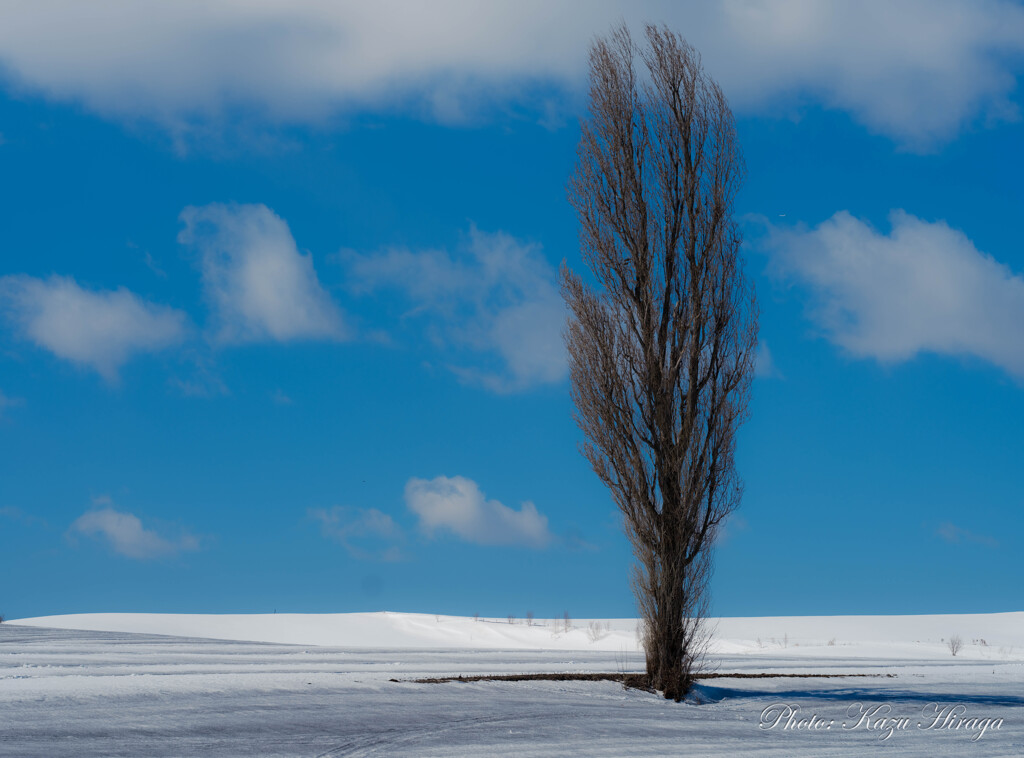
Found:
<box><xmin>936</xmin><ymin>521</ymin><xmax>999</xmax><ymax>548</ymax></box>
<box><xmin>309</xmin><ymin>506</ymin><xmax>403</xmax><ymax>561</ymax></box>
<box><xmin>0</xmin><ymin>388</ymin><xmax>24</xmax><ymax>418</ymax></box>
<box><xmin>716</xmin><ymin>514</ymin><xmax>750</xmax><ymax>547</ymax></box>
<box><xmin>168</xmin><ymin>360</ymin><xmax>230</xmax><ymax>399</ymax></box>
<box><xmin>345</xmin><ymin>226</ymin><xmax>565</xmax><ymax>392</ymax></box>
<box><xmin>760</xmin><ymin>210</ymin><xmax>1024</xmax><ymax>381</ymax></box>
<box><xmin>70</xmin><ymin>502</ymin><xmax>200</xmax><ymax>559</ymax></box>
<box><xmin>0</xmin><ymin>2</ymin><xmax>1021</xmax><ymax>147</ymax></box>
<box><xmin>755</xmin><ymin>342</ymin><xmax>783</xmax><ymax>380</ymax></box>
<box><xmin>405</xmin><ymin>475</ymin><xmax>552</xmax><ymax>548</ymax></box>
<box><xmin>271</xmin><ymin>388</ymin><xmax>293</xmax><ymax>405</ymax></box>
<box><xmin>179</xmin><ymin>203</ymin><xmax>347</xmax><ymax>345</ymax></box>
<box><xmin>0</xmin><ymin>275</ymin><xmax>188</xmax><ymax>382</ymax></box>
<box><xmin>142</xmin><ymin>250</ymin><xmax>167</xmax><ymax>279</ymax></box>
<box><xmin>0</xmin><ymin>505</ymin><xmax>46</xmax><ymax>527</ymax></box>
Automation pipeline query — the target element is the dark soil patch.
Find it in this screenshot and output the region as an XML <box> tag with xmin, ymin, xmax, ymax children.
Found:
<box><xmin>397</xmin><ymin>671</ymin><xmax>895</xmax><ymax>687</ymax></box>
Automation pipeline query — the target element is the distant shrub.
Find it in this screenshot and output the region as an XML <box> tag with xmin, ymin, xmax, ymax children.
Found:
<box><xmin>948</xmin><ymin>635</ymin><xmax>963</xmax><ymax>657</ymax></box>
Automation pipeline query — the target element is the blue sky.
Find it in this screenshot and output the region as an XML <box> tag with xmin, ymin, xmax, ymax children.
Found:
<box><xmin>1</xmin><ymin>1</ymin><xmax>1022</xmax><ymax>620</ymax></box>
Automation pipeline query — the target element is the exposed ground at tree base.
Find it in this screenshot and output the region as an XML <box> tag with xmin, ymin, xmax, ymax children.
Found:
<box><xmin>407</xmin><ymin>671</ymin><xmax>895</xmax><ymax>685</ymax></box>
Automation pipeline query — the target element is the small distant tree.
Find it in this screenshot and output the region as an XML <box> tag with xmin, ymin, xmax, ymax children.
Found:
<box><xmin>526</xmin><ymin>611</ymin><xmax>535</xmax><ymax>626</ymax></box>
<box><xmin>563</xmin><ymin>24</ymin><xmax>757</xmax><ymax>701</ymax></box>
<box><xmin>948</xmin><ymin>635</ymin><xmax>963</xmax><ymax>657</ymax></box>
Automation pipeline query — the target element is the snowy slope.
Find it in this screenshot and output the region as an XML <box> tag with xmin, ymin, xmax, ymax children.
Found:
<box><xmin>7</xmin><ymin>612</ymin><xmax>639</xmax><ymax>650</ymax></box>
<box><xmin>2</xmin><ymin>621</ymin><xmax>1022</xmax><ymax>757</ymax></box>
<box><xmin>8</xmin><ymin>610</ymin><xmax>1023</xmax><ymax>660</ymax></box>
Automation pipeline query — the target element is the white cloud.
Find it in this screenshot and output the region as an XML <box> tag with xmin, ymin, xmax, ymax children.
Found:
<box><xmin>0</xmin><ymin>275</ymin><xmax>187</xmax><ymax>381</ymax></box>
<box><xmin>309</xmin><ymin>506</ymin><xmax>403</xmax><ymax>561</ymax></box>
<box><xmin>706</xmin><ymin>0</ymin><xmax>1024</xmax><ymax>147</ymax></box>
<box><xmin>345</xmin><ymin>227</ymin><xmax>566</xmax><ymax>392</ymax></box>
<box><xmin>405</xmin><ymin>475</ymin><xmax>552</xmax><ymax>548</ymax></box>
<box><xmin>0</xmin><ymin>2</ymin><xmax>1021</xmax><ymax>146</ymax></box>
<box><xmin>70</xmin><ymin>506</ymin><xmax>199</xmax><ymax>559</ymax></box>
<box><xmin>179</xmin><ymin>203</ymin><xmax>347</xmax><ymax>344</ymax></box>
<box><xmin>761</xmin><ymin>210</ymin><xmax>1024</xmax><ymax>380</ymax></box>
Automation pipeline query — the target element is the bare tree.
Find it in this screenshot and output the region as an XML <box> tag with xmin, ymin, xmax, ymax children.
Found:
<box><xmin>563</xmin><ymin>23</ymin><xmax>757</xmax><ymax>701</ymax></box>
<box><xmin>948</xmin><ymin>635</ymin><xmax>963</xmax><ymax>657</ymax></box>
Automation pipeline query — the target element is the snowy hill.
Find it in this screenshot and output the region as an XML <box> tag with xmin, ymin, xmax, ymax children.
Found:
<box><xmin>8</xmin><ymin>610</ymin><xmax>1023</xmax><ymax>660</ymax></box>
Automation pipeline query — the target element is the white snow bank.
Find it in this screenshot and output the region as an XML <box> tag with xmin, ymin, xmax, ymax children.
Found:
<box><xmin>7</xmin><ymin>611</ymin><xmax>1023</xmax><ymax>659</ymax></box>
<box><xmin>712</xmin><ymin>612</ymin><xmax>1024</xmax><ymax>659</ymax></box>
<box><xmin>5</xmin><ymin>612</ymin><xmax>638</xmax><ymax>651</ymax></box>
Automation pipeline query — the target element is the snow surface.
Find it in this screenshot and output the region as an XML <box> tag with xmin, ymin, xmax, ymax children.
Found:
<box><xmin>2</xmin><ymin>612</ymin><xmax>1022</xmax><ymax>756</ymax></box>
<box><xmin>10</xmin><ymin>610</ymin><xmax>1023</xmax><ymax>659</ymax></box>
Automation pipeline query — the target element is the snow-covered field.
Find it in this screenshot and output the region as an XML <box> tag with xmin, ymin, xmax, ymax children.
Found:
<box><xmin>2</xmin><ymin>612</ymin><xmax>1022</xmax><ymax>756</ymax></box>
